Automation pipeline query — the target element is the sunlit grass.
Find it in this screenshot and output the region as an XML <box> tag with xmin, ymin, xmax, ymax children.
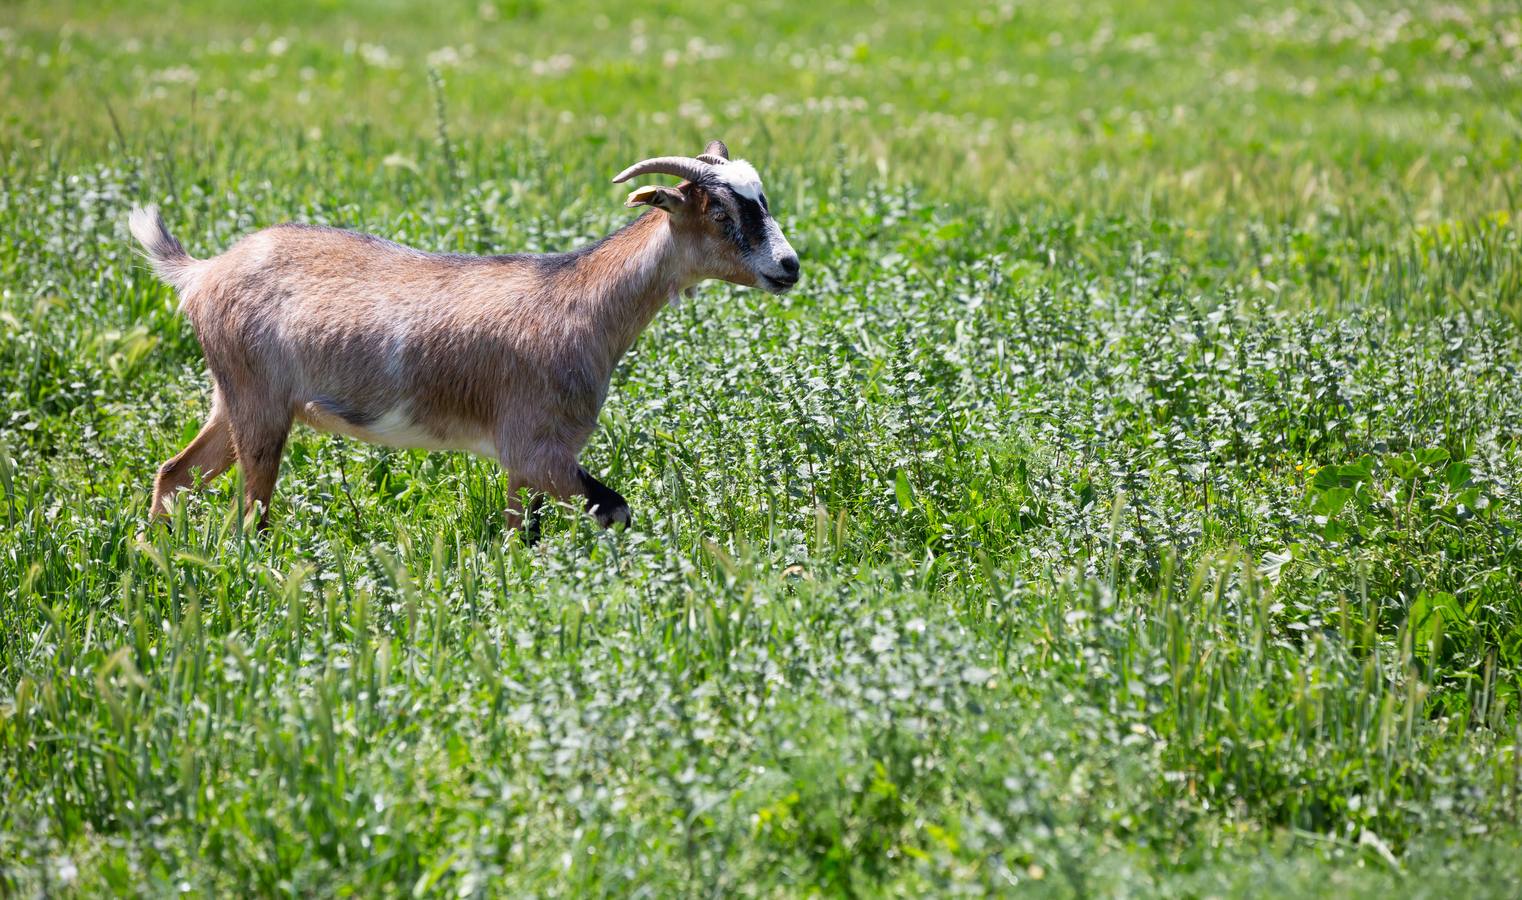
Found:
<box><xmin>2</xmin><ymin>0</ymin><xmax>1522</xmax><ymax>894</ymax></box>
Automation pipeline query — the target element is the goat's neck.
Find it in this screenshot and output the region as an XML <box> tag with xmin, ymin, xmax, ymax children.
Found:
<box><xmin>565</xmin><ymin>211</ymin><xmax>697</xmax><ymax>367</ymax></box>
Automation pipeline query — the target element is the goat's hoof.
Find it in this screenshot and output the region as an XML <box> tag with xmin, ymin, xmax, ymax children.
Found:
<box><xmin>593</xmin><ymin>503</ymin><xmax>632</xmax><ymax>530</ymax></box>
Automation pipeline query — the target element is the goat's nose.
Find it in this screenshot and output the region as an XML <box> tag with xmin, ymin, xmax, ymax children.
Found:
<box><xmin>780</xmin><ymin>255</ymin><xmax>800</xmax><ymax>277</ymax></box>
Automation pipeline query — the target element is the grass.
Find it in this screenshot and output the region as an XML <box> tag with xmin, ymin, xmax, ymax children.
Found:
<box><xmin>2</xmin><ymin>0</ymin><xmax>1522</xmax><ymax>894</ymax></box>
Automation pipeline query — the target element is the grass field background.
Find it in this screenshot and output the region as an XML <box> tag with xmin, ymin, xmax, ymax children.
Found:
<box><xmin>3</xmin><ymin>0</ymin><xmax>1522</xmax><ymax>894</ymax></box>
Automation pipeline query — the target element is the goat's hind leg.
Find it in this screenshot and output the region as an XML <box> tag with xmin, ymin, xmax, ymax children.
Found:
<box><xmin>227</xmin><ymin>406</ymin><xmax>293</xmax><ymax>529</ymax></box>
<box><xmin>151</xmin><ymin>398</ymin><xmax>236</xmax><ymax>518</ymax></box>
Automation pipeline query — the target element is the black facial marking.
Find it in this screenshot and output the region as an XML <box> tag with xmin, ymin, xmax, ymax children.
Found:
<box><xmin>702</xmin><ymin>189</ymin><xmax>747</xmax><ymax>252</ymax></box>
<box><xmin>734</xmin><ymin>195</ymin><xmax>769</xmax><ymax>250</ymax></box>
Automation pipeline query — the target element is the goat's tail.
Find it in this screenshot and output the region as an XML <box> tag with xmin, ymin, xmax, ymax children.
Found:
<box><xmin>129</xmin><ymin>205</ymin><xmax>203</xmax><ymax>308</ymax></box>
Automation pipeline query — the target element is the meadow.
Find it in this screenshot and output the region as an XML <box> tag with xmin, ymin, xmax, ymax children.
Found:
<box><xmin>2</xmin><ymin>0</ymin><xmax>1522</xmax><ymax>894</ymax></box>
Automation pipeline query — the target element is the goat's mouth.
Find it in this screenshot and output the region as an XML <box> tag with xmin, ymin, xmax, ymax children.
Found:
<box><xmin>759</xmin><ymin>271</ymin><xmax>800</xmax><ymax>294</ymax></box>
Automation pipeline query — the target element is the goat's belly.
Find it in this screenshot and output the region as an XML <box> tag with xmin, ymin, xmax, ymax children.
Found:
<box><xmin>299</xmin><ymin>401</ymin><xmax>496</xmax><ymax>458</ymax></box>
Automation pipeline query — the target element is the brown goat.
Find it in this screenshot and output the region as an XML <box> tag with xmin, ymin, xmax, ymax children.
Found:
<box><xmin>132</xmin><ymin>140</ymin><xmax>800</xmax><ymax>537</ymax></box>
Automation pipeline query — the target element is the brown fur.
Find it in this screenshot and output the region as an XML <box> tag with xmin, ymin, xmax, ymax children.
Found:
<box><xmin>138</xmin><ymin>171</ymin><xmax>792</xmax><ymax>531</ymax></box>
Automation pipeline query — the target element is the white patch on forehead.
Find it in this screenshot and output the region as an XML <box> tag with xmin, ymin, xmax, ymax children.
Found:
<box><xmin>713</xmin><ymin>159</ymin><xmax>764</xmax><ymax>201</ymax></box>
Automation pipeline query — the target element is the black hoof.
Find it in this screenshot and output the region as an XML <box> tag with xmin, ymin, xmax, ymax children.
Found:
<box><xmin>578</xmin><ymin>468</ymin><xmax>631</xmax><ymax>531</ymax></box>
<box><xmin>592</xmin><ymin>502</ymin><xmax>632</xmax><ymax>530</ymax></box>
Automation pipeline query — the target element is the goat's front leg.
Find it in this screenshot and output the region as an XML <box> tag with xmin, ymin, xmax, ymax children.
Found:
<box><xmin>503</xmin><ymin>455</ymin><xmax>628</xmax><ymax>540</ymax></box>
<box><xmin>577</xmin><ymin>467</ymin><xmax>631</xmax><ymax>529</ymax></box>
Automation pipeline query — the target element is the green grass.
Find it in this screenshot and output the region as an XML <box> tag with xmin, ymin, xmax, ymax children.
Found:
<box><xmin>3</xmin><ymin>0</ymin><xmax>1522</xmax><ymax>894</ymax></box>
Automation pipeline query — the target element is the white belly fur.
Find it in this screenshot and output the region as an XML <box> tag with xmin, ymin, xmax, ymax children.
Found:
<box><xmin>301</xmin><ymin>403</ymin><xmax>497</xmax><ymax>458</ymax></box>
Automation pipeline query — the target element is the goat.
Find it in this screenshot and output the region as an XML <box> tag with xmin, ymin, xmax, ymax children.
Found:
<box><xmin>131</xmin><ymin>139</ymin><xmax>800</xmax><ymax>538</ymax></box>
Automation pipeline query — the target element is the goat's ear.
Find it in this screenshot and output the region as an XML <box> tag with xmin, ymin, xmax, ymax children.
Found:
<box><xmin>703</xmin><ymin>140</ymin><xmax>730</xmax><ymax>160</ymax></box>
<box><xmin>625</xmin><ymin>184</ymin><xmax>687</xmax><ymax>211</ymax></box>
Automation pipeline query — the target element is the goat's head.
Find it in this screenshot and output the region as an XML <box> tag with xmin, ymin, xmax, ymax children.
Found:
<box><xmin>613</xmin><ymin>140</ymin><xmax>801</xmax><ymax>294</ymax></box>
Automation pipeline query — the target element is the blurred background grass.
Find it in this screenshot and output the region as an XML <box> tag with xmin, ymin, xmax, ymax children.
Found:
<box><xmin>5</xmin><ymin>0</ymin><xmax>1519</xmax><ymax>225</ymax></box>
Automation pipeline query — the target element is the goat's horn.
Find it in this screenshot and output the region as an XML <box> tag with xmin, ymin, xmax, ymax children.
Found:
<box><xmin>611</xmin><ymin>156</ymin><xmax>713</xmax><ymax>184</ymax></box>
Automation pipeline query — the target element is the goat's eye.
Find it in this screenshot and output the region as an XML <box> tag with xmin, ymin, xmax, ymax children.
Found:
<box><xmin>713</xmin><ymin>210</ymin><xmax>731</xmax><ymax>226</ymax></box>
